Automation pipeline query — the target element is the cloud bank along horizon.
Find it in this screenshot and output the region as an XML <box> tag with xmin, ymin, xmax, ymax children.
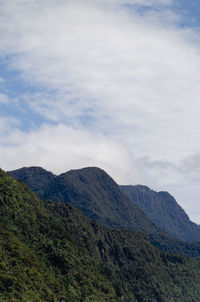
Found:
<box><xmin>0</xmin><ymin>0</ymin><xmax>200</xmax><ymax>223</ymax></box>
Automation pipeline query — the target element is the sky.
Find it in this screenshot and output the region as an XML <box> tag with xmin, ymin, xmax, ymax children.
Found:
<box><xmin>1</xmin><ymin>0</ymin><xmax>200</xmax><ymax>223</ymax></box>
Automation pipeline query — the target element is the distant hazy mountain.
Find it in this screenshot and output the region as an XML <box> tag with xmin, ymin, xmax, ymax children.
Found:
<box><xmin>121</xmin><ymin>185</ymin><xmax>200</xmax><ymax>242</ymax></box>
<box><xmin>9</xmin><ymin>166</ymin><xmax>200</xmax><ymax>258</ymax></box>
<box><xmin>2</xmin><ymin>168</ymin><xmax>200</xmax><ymax>301</ymax></box>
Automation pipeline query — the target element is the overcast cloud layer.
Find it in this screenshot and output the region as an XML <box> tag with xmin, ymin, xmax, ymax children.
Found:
<box><xmin>0</xmin><ymin>0</ymin><xmax>200</xmax><ymax>222</ymax></box>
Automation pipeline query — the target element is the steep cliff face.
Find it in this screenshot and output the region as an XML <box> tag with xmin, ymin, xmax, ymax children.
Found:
<box><xmin>121</xmin><ymin>185</ymin><xmax>200</xmax><ymax>242</ymax></box>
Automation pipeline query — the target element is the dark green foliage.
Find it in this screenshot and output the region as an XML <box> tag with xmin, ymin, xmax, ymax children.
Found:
<box><xmin>121</xmin><ymin>185</ymin><xmax>200</xmax><ymax>242</ymax></box>
<box><xmin>10</xmin><ymin>167</ymin><xmax>157</xmax><ymax>232</ymax></box>
<box><xmin>8</xmin><ymin>166</ymin><xmax>55</xmax><ymax>197</ymax></box>
<box><xmin>1</xmin><ymin>167</ymin><xmax>200</xmax><ymax>301</ymax></box>
<box><xmin>0</xmin><ymin>169</ymin><xmax>117</xmax><ymax>301</ymax></box>
<box><xmin>48</xmin><ymin>201</ymin><xmax>200</xmax><ymax>302</ymax></box>
<box><xmin>9</xmin><ymin>166</ymin><xmax>200</xmax><ymax>258</ymax></box>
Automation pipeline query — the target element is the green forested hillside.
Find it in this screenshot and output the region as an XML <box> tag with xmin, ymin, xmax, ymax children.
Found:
<box><xmin>1</xmin><ymin>168</ymin><xmax>200</xmax><ymax>301</ymax></box>
<box><xmin>9</xmin><ymin>167</ymin><xmax>158</xmax><ymax>233</ymax></box>
<box><xmin>9</xmin><ymin>166</ymin><xmax>200</xmax><ymax>258</ymax></box>
<box><xmin>0</xmin><ymin>169</ymin><xmax>117</xmax><ymax>302</ymax></box>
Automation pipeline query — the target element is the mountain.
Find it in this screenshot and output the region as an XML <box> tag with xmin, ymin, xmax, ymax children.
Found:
<box><xmin>9</xmin><ymin>166</ymin><xmax>162</xmax><ymax>233</ymax></box>
<box><xmin>9</xmin><ymin>166</ymin><xmax>55</xmax><ymax>197</ymax></box>
<box><xmin>2</xmin><ymin>168</ymin><xmax>200</xmax><ymax>301</ymax></box>
<box><xmin>9</xmin><ymin>166</ymin><xmax>200</xmax><ymax>258</ymax></box>
<box><xmin>0</xmin><ymin>168</ymin><xmax>117</xmax><ymax>301</ymax></box>
<box><xmin>121</xmin><ymin>185</ymin><xmax>200</xmax><ymax>242</ymax></box>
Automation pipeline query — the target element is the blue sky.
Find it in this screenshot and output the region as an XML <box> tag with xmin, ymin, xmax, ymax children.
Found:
<box><xmin>1</xmin><ymin>0</ymin><xmax>200</xmax><ymax>223</ymax></box>
<box><xmin>175</xmin><ymin>0</ymin><xmax>200</xmax><ymax>26</ymax></box>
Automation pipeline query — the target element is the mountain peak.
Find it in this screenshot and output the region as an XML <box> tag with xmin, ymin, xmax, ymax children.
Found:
<box><xmin>9</xmin><ymin>165</ymin><xmax>158</xmax><ymax>234</ymax></box>
<box><xmin>9</xmin><ymin>166</ymin><xmax>56</xmax><ymax>197</ymax></box>
<box><xmin>2</xmin><ymin>167</ymin><xmax>200</xmax><ymax>301</ymax></box>
<box><xmin>9</xmin><ymin>165</ymin><xmax>55</xmax><ymax>175</ymax></box>
<box><xmin>8</xmin><ymin>165</ymin><xmax>200</xmax><ymax>256</ymax></box>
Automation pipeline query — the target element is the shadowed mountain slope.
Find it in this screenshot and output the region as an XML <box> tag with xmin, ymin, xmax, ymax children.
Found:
<box><xmin>2</xmin><ymin>168</ymin><xmax>200</xmax><ymax>301</ymax></box>
<box><xmin>9</xmin><ymin>166</ymin><xmax>55</xmax><ymax>197</ymax></box>
<box><xmin>9</xmin><ymin>166</ymin><xmax>200</xmax><ymax>258</ymax></box>
<box><xmin>9</xmin><ymin>167</ymin><xmax>161</xmax><ymax>234</ymax></box>
<box><xmin>121</xmin><ymin>185</ymin><xmax>200</xmax><ymax>242</ymax></box>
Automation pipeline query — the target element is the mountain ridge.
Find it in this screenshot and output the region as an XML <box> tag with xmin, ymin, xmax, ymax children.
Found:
<box><xmin>121</xmin><ymin>185</ymin><xmax>200</xmax><ymax>242</ymax></box>
<box><xmin>9</xmin><ymin>166</ymin><xmax>200</xmax><ymax>259</ymax></box>
<box><xmin>9</xmin><ymin>166</ymin><xmax>159</xmax><ymax>233</ymax></box>
<box><xmin>2</xmin><ymin>168</ymin><xmax>200</xmax><ymax>301</ymax></box>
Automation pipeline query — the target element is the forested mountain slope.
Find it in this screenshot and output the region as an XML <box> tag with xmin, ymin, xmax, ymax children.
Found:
<box><xmin>9</xmin><ymin>166</ymin><xmax>200</xmax><ymax>258</ymax></box>
<box><xmin>1</xmin><ymin>168</ymin><xmax>200</xmax><ymax>301</ymax></box>
<box><xmin>9</xmin><ymin>167</ymin><xmax>163</xmax><ymax>233</ymax></box>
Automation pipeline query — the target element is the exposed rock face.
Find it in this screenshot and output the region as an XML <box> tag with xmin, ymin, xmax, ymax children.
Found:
<box><xmin>121</xmin><ymin>185</ymin><xmax>200</xmax><ymax>242</ymax></box>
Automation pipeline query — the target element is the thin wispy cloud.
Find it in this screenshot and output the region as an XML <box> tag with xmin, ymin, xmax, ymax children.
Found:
<box><xmin>0</xmin><ymin>0</ymin><xmax>200</xmax><ymax>222</ymax></box>
<box><xmin>0</xmin><ymin>94</ymin><xmax>10</xmax><ymax>104</ymax></box>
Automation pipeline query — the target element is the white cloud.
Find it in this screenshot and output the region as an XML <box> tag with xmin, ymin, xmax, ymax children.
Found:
<box><xmin>0</xmin><ymin>94</ymin><xmax>10</xmax><ymax>104</ymax></box>
<box><xmin>125</xmin><ymin>0</ymin><xmax>172</xmax><ymax>4</ymax></box>
<box><xmin>88</xmin><ymin>0</ymin><xmax>173</xmax><ymax>7</ymax></box>
<box><xmin>1</xmin><ymin>0</ymin><xmax>200</xmax><ymax>222</ymax></box>
<box><xmin>0</xmin><ymin>116</ymin><xmax>20</xmax><ymax>140</ymax></box>
<box><xmin>0</xmin><ymin>124</ymin><xmax>133</xmax><ymax>181</ymax></box>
